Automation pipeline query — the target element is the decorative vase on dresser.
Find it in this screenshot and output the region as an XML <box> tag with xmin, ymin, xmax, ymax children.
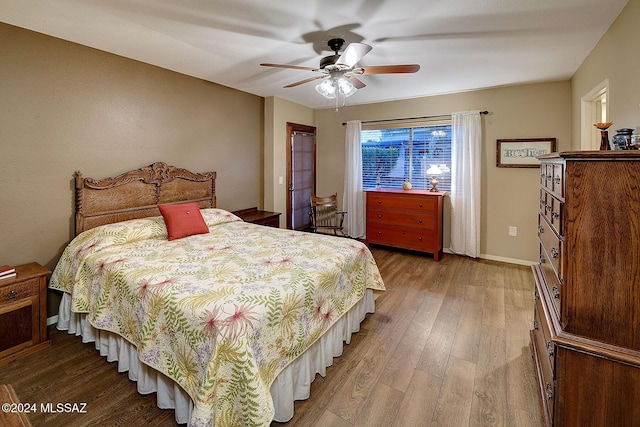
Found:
<box><xmin>531</xmin><ymin>151</ymin><xmax>640</xmax><ymax>426</ymax></box>
<box><xmin>365</xmin><ymin>189</ymin><xmax>445</xmax><ymax>261</ymax></box>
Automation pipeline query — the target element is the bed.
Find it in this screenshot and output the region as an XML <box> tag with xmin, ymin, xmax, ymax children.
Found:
<box><xmin>49</xmin><ymin>162</ymin><xmax>385</xmax><ymax>426</ymax></box>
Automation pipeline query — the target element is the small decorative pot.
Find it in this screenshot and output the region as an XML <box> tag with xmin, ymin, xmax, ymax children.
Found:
<box><xmin>612</xmin><ymin>128</ymin><xmax>634</xmax><ymax>150</ymax></box>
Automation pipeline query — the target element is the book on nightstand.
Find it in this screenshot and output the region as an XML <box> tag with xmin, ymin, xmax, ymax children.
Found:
<box><xmin>0</xmin><ymin>265</ymin><xmax>16</xmax><ymax>280</ymax></box>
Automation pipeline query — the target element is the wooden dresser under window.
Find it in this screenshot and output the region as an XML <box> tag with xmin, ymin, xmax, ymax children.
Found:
<box><xmin>365</xmin><ymin>189</ymin><xmax>445</xmax><ymax>260</ymax></box>
<box><xmin>531</xmin><ymin>151</ymin><xmax>640</xmax><ymax>426</ymax></box>
<box><xmin>0</xmin><ymin>262</ymin><xmax>51</xmax><ymax>366</ymax></box>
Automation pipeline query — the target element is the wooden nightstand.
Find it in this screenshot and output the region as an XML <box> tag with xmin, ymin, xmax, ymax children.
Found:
<box><xmin>232</xmin><ymin>207</ymin><xmax>281</xmax><ymax>228</ymax></box>
<box><xmin>0</xmin><ymin>263</ymin><xmax>51</xmax><ymax>366</ymax></box>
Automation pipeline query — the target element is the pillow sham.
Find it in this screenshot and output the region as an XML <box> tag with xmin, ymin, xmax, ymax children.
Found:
<box><xmin>158</xmin><ymin>202</ymin><xmax>209</xmax><ymax>240</ymax></box>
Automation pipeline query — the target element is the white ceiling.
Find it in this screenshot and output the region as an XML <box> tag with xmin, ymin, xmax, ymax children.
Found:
<box><xmin>0</xmin><ymin>0</ymin><xmax>629</xmax><ymax>109</ymax></box>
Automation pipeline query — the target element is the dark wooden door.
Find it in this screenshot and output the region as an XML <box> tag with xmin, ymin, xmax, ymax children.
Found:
<box><xmin>286</xmin><ymin>123</ymin><xmax>316</xmax><ymax>230</ymax></box>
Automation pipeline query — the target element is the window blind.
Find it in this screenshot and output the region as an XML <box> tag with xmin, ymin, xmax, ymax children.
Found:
<box><xmin>361</xmin><ymin>122</ymin><xmax>452</xmax><ymax>191</ymax></box>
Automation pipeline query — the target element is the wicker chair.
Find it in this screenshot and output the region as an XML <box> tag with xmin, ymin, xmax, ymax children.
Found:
<box><xmin>309</xmin><ymin>193</ymin><xmax>347</xmax><ymax>236</ymax></box>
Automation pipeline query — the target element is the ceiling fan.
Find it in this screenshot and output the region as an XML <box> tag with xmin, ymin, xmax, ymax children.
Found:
<box><xmin>260</xmin><ymin>38</ymin><xmax>420</xmax><ymax>100</ymax></box>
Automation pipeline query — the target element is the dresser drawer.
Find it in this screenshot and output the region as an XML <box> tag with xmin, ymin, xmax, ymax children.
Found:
<box><xmin>541</xmin><ymin>162</ymin><xmax>564</xmax><ymax>199</ymax></box>
<box><xmin>539</xmin><ymin>191</ymin><xmax>562</xmax><ymax>236</ymax></box>
<box><xmin>531</xmin><ymin>304</ymin><xmax>555</xmax><ymax>425</ymax></box>
<box><xmin>539</xmin><ymin>244</ymin><xmax>562</xmax><ymax>322</ymax></box>
<box><xmin>538</xmin><ymin>214</ymin><xmax>562</xmax><ymax>279</ymax></box>
<box><xmin>0</xmin><ymin>278</ymin><xmax>39</xmax><ymax>302</ymax></box>
<box><xmin>550</xmin><ymin>163</ymin><xmax>564</xmax><ymax>199</ymax></box>
<box><xmin>367</xmin><ymin>193</ymin><xmax>435</xmax><ymax>212</ymax></box>
<box><xmin>368</xmin><ymin>209</ymin><xmax>435</xmax><ymax>230</ymax></box>
<box><xmin>540</xmin><ymin>164</ymin><xmax>552</xmax><ymax>190</ymax></box>
<box><xmin>368</xmin><ymin>223</ymin><xmax>436</xmax><ymax>252</ymax></box>
<box><xmin>535</xmin><ymin>295</ymin><xmax>556</xmax><ymax>373</ymax></box>
<box><xmin>548</xmin><ymin>195</ymin><xmax>563</xmax><ymax>235</ymax></box>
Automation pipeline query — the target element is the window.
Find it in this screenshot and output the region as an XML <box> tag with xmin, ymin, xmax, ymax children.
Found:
<box><xmin>361</xmin><ymin>123</ymin><xmax>452</xmax><ymax>191</ymax></box>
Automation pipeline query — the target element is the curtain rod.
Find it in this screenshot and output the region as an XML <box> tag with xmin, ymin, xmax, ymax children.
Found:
<box><xmin>341</xmin><ymin>110</ymin><xmax>489</xmax><ymax>126</ymax></box>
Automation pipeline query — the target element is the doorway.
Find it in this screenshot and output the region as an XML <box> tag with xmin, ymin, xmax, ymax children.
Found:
<box><xmin>286</xmin><ymin>123</ymin><xmax>316</xmax><ymax>230</ymax></box>
<box><xmin>581</xmin><ymin>79</ymin><xmax>609</xmax><ymax>150</ymax></box>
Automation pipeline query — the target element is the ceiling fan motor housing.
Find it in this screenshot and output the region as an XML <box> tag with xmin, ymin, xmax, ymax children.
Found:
<box><xmin>320</xmin><ymin>38</ymin><xmax>346</xmax><ymax>69</ymax></box>
<box><xmin>320</xmin><ymin>54</ymin><xmax>340</xmax><ymax>69</ymax></box>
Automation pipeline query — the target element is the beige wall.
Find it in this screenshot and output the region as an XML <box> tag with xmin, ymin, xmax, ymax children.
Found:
<box><xmin>571</xmin><ymin>0</ymin><xmax>640</xmax><ymax>148</ymax></box>
<box><xmin>263</xmin><ymin>96</ymin><xmax>315</xmax><ymax>221</ymax></box>
<box><xmin>316</xmin><ymin>82</ymin><xmax>572</xmax><ymax>264</ymax></box>
<box><xmin>0</xmin><ymin>23</ymin><xmax>264</xmax><ymax>314</ymax></box>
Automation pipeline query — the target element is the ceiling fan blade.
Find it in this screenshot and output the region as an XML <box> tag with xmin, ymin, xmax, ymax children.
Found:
<box><xmin>283</xmin><ymin>75</ymin><xmax>326</xmax><ymax>88</ymax></box>
<box><xmin>355</xmin><ymin>64</ymin><xmax>421</xmax><ymax>75</ymax></box>
<box><xmin>345</xmin><ymin>75</ymin><xmax>366</xmax><ymax>89</ymax></box>
<box><xmin>336</xmin><ymin>43</ymin><xmax>372</xmax><ymax>67</ymax></box>
<box><xmin>260</xmin><ymin>63</ymin><xmax>318</xmax><ymax>72</ymax></box>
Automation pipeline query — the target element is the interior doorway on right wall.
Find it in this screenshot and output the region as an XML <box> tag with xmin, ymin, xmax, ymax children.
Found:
<box><xmin>581</xmin><ymin>79</ymin><xmax>609</xmax><ymax>150</ymax></box>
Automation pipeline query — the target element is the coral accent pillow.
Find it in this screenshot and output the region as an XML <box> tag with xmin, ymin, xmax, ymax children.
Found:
<box><xmin>158</xmin><ymin>203</ymin><xmax>209</xmax><ymax>240</ymax></box>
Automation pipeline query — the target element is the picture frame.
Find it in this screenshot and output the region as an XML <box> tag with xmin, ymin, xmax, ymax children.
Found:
<box><xmin>496</xmin><ymin>138</ymin><xmax>557</xmax><ymax>168</ymax></box>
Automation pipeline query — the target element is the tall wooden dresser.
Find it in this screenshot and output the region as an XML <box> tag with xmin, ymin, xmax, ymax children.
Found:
<box><xmin>531</xmin><ymin>151</ymin><xmax>640</xmax><ymax>426</ymax></box>
<box><xmin>365</xmin><ymin>189</ymin><xmax>445</xmax><ymax>260</ymax></box>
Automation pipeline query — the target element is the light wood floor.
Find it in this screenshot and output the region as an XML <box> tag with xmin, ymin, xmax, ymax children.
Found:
<box><xmin>0</xmin><ymin>247</ymin><xmax>543</xmax><ymax>426</ymax></box>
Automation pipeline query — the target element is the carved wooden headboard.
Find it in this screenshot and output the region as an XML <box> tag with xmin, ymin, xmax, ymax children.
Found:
<box><xmin>75</xmin><ymin>162</ymin><xmax>216</xmax><ymax>235</ymax></box>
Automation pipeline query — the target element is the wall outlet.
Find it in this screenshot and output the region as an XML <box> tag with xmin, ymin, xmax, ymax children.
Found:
<box><xmin>509</xmin><ymin>226</ymin><xmax>517</xmax><ymax>237</ymax></box>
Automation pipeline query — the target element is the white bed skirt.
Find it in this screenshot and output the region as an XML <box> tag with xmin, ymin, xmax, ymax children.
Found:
<box><xmin>56</xmin><ymin>289</ymin><xmax>375</xmax><ymax>425</ymax></box>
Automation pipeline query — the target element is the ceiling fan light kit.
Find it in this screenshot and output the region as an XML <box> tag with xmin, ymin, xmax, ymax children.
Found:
<box><xmin>260</xmin><ymin>37</ymin><xmax>419</xmax><ymax>109</ymax></box>
<box><xmin>315</xmin><ymin>73</ymin><xmax>357</xmax><ymax>99</ymax></box>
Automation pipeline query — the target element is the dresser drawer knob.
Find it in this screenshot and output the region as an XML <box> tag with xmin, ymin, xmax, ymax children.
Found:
<box><xmin>546</xmin><ymin>175</ymin><xmax>552</xmax><ymax>182</ymax></box>
<box><xmin>418</xmin><ymin>204</ymin><xmax>423</xmax><ymax>208</ymax></box>
<box><xmin>552</xmin><ymin>286</ymin><xmax>560</xmax><ymax>299</ymax></box>
<box><xmin>534</xmin><ymin>288</ymin><xmax>540</xmax><ymax>300</ymax></box>
<box><xmin>552</xmin><ymin>211</ymin><xmax>559</xmax><ymax>220</ymax></box>
<box><xmin>538</xmin><ymin>225</ymin><xmax>544</xmax><ymax>234</ymax></box>
<box><xmin>547</xmin><ymin>341</ymin><xmax>554</xmax><ymax>357</ymax></box>
<box><xmin>539</xmin><ymin>254</ymin><xmax>545</xmax><ymax>264</ymax></box>
<box><xmin>419</xmin><ymin>219</ymin><xmax>423</xmax><ymax>224</ymax></box>
<box><xmin>546</xmin><ymin>382</ymin><xmax>553</xmax><ymax>401</ymax></box>
<box><xmin>551</xmin><ymin>247</ymin><xmax>558</xmax><ymax>258</ymax></box>
<box><xmin>378</xmin><ymin>214</ymin><xmax>382</xmax><ymax>218</ymax></box>
<box><xmin>533</xmin><ymin>318</ymin><xmax>538</xmax><ymax>330</ymax></box>
<box><xmin>377</xmin><ymin>231</ymin><xmax>382</xmax><ymax>235</ymax></box>
<box><xmin>545</xmin><ymin>204</ymin><xmax>551</xmax><ymax>212</ymax></box>
<box><xmin>377</xmin><ymin>200</ymin><xmax>382</xmax><ymax>204</ymax></box>
<box><xmin>7</xmin><ymin>290</ymin><xmax>18</xmax><ymax>299</ymax></box>
<box><xmin>554</xmin><ymin>177</ymin><xmax>561</xmax><ymax>185</ymax></box>
<box><xmin>418</xmin><ymin>237</ymin><xmax>423</xmax><ymax>241</ymax></box>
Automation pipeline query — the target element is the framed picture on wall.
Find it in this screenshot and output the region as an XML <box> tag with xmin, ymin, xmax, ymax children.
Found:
<box><xmin>496</xmin><ymin>138</ymin><xmax>557</xmax><ymax>168</ymax></box>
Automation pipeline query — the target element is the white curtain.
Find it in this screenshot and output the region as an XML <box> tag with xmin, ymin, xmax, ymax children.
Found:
<box><xmin>450</xmin><ymin>111</ymin><xmax>482</xmax><ymax>258</ymax></box>
<box><xmin>343</xmin><ymin>120</ymin><xmax>364</xmax><ymax>238</ymax></box>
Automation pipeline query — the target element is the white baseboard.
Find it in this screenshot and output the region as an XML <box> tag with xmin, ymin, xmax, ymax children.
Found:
<box><xmin>479</xmin><ymin>253</ymin><xmax>537</xmax><ymax>266</ymax></box>
<box><xmin>443</xmin><ymin>248</ymin><xmax>536</xmax><ymax>266</ymax></box>
<box><xmin>47</xmin><ymin>315</ymin><xmax>58</xmax><ymax>326</ymax></box>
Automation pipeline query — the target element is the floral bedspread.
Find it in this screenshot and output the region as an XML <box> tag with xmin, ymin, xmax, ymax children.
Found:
<box><xmin>49</xmin><ymin>209</ymin><xmax>385</xmax><ymax>426</ymax></box>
